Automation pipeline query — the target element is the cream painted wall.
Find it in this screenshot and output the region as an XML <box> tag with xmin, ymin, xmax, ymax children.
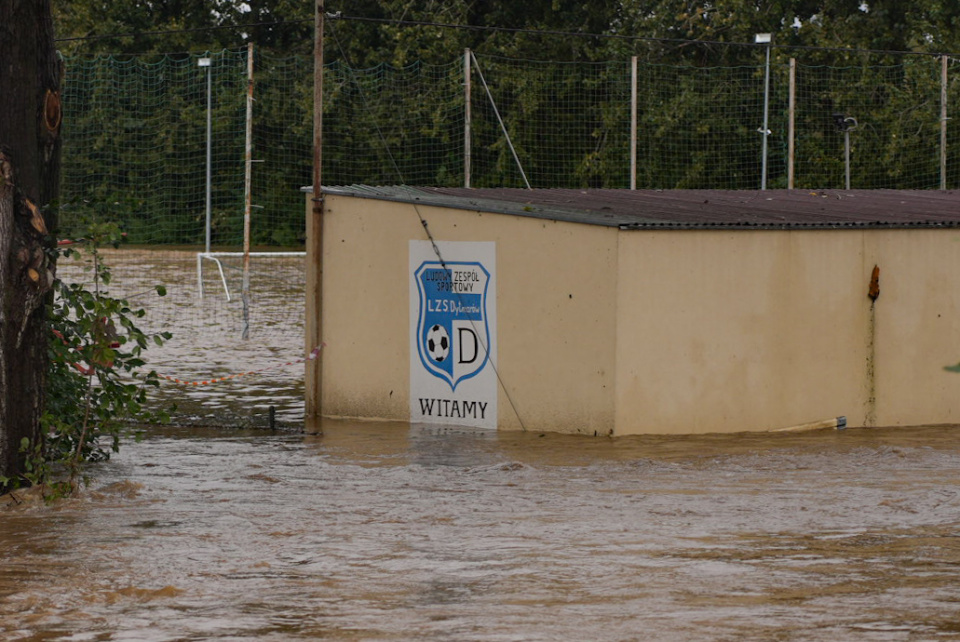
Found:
<box><xmin>869</xmin><ymin>230</ymin><xmax>960</xmax><ymax>426</ymax></box>
<box><xmin>615</xmin><ymin>230</ymin><xmax>869</xmax><ymax>434</ymax></box>
<box><xmin>317</xmin><ymin>194</ymin><xmax>618</xmax><ymax>433</ymax></box>
<box><xmin>317</xmin><ymin>195</ymin><xmax>420</xmax><ymax>420</ymax></box>
<box><xmin>614</xmin><ymin>229</ymin><xmax>960</xmax><ymax>434</ymax></box>
<box><xmin>312</xmin><ymin>193</ymin><xmax>960</xmax><ymax>435</ymax></box>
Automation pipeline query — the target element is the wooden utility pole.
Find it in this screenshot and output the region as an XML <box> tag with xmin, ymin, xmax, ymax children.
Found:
<box><xmin>0</xmin><ymin>1</ymin><xmax>62</xmax><ymax>483</ymax></box>
<box><xmin>305</xmin><ymin>2</ymin><xmax>324</xmax><ymax>421</ymax></box>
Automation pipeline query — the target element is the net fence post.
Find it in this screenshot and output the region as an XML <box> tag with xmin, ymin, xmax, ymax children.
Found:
<box><xmin>788</xmin><ymin>58</ymin><xmax>796</xmax><ymax>190</ymax></box>
<box><xmin>242</xmin><ymin>42</ymin><xmax>254</xmax><ymax>340</ymax></box>
<box><xmin>941</xmin><ymin>54</ymin><xmax>948</xmax><ymax>191</ymax></box>
<box><xmin>758</xmin><ymin>34</ymin><xmax>772</xmax><ymax>190</ymax></box>
<box><xmin>464</xmin><ymin>48</ymin><xmax>471</xmax><ymax>188</ymax></box>
<box><xmin>631</xmin><ymin>55</ymin><xmax>637</xmax><ymax>191</ymax></box>
<box><xmin>204</xmin><ymin>55</ymin><xmax>212</xmax><ymax>254</ymax></box>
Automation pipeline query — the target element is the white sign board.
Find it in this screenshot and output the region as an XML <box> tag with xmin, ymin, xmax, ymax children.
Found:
<box><xmin>409</xmin><ymin>241</ymin><xmax>497</xmax><ymax>429</ymax></box>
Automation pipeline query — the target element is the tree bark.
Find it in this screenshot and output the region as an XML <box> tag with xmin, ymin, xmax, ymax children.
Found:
<box><xmin>0</xmin><ymin>1</ymin><xmax>61</xmax><ymax>484</ymax></box>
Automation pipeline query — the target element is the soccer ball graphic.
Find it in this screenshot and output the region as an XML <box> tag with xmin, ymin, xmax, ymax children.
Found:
<box><xmin>426</xmin><ymin>324</ymin><xmax>450</xmax><ymax>363</ymax></box>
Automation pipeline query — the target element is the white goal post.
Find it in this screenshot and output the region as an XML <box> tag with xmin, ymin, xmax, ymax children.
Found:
<box><xmin>196</xmin><ymin>251</ymin><xmax>306</xmax><ymax>301</ymax></box>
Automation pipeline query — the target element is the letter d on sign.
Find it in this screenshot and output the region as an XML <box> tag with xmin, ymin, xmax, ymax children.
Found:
<box><xmin>458</xmin><ymin>327</ymin><xmax>479</xmax><ymax>364</ymax></box>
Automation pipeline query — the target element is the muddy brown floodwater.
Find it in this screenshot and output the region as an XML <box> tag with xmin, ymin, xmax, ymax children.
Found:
<box><xmin>9</xmin><ymin>249</ymin><xmax>960</xmax><ymax>638</ymax></box>
<box><xmin>3</xmin><ymin>422</ymin><xmax>960</xmax><ymax>641</ymax></box>
<box><xmin>55</xmin><ymin>248</ymin><xmax>309</xmax><ymax>427</ymax></box>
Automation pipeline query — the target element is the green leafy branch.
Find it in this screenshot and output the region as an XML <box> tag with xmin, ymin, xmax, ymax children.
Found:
<box><xmin>4</xmin><ymin>223</ymin><xmax>172</xmax><ymax>498</ymax></box>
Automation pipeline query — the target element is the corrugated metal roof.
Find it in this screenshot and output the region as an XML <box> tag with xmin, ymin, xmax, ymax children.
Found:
<box><xmin>318</xmin><ymin>185</ymin><xmax>960</xmax><ymax>230</ymax></box>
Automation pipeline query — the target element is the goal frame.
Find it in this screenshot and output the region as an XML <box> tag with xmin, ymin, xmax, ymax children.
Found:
<box><xmin>196</xmin><ymin>251</ymin><xmax>306</xmax><ymax>301</ymax></box>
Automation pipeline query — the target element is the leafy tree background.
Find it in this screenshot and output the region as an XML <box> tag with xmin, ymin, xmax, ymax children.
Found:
<box><xmin>51</xmin><ymin>1</ymin><xmax>960</xmax><ymax>246</ymax></box>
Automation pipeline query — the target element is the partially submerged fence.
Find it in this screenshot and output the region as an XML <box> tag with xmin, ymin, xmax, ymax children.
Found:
<box><xmin>60</xmin><ymin>47</ymin><xmax>960</xmax><ymax>247</ymax></box>
<box><xmin>56</xmin><ymin>46</ymin><xmax>960</xmax><ymax>424</ymax></box>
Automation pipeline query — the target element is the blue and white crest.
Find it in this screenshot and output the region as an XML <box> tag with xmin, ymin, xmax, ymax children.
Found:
<box><xmin>415</xmin><ymin>261</ymin><xmax>491</xmax><ymax>391</ymax></box>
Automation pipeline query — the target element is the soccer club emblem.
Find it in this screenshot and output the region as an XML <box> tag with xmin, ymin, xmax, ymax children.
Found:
<box><xmin>415</xmin><ymin>261</ymin><xmax>491</xmax><ymax>391</ymax></box>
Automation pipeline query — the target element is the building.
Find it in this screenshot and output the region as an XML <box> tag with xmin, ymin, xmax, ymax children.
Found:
<box><xmin>305</xmin><ymin>186</ymin><xmax>960</xmax><ymax>435</ymax></box>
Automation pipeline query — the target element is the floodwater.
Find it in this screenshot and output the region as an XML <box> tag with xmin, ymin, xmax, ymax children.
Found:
<box><xmin>55</xmin><ymin>247</ymin><xmax>308</xmax><ymax>427</ymax></box>
<box><xmin>9</xmin><ymin>248</ymin><xmax>960</xmax><ymax>639</ymax></box>
<box><xmin>3</xmin><ymin>423</ymin><xmax>960</xmax><ymax>640</ymax></box>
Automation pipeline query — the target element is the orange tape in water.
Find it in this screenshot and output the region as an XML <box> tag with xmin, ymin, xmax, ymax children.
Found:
<box><xmin>159</xmin><ymin>345</ymin><xmax>324</xmax><ymax>386</ymax></box>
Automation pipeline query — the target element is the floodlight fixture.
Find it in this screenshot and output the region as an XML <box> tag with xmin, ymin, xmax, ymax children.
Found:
<box><xmin>755</xmin><ymin>33</ymin><xmax>772</xmax><ymax>44</ymax></box>
<box><xmin>198</xmin><ymin>57</ymin><xmax>211</xmax><ymax>67</ymax></box>
<box><xmin>832</xmin><ymin>113</ymin><xmax>858</xmax><ymax>132</ymax></box>
<box><xmin>832</xmin><ymin>113</ymin><xmax>859</xmax><ymax>189</ymax></box>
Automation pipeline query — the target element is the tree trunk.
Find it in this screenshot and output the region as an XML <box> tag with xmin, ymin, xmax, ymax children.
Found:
<box><xmin>0</xmin><ymin>1</ymin><xmax>61</xmax><ymax>484</ymax></box>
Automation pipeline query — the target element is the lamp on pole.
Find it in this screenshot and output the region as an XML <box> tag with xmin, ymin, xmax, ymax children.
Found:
<box><xmin>756</xmin><ymin>33</ymin><xmax>772</xmax><ymax>190</ymax></box>
<box><xmin>198</xmin><ymin>56</ymin><xmax>212</xmax><ymax>254</ymax></box>
<box><xmin>833</xmin><ymin>113</ymin><xmax>858</xmax><ymax>190</ymax></box>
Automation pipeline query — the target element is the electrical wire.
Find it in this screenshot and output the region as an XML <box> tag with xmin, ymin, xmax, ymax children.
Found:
<box><xmin>54</xmin><ymin>12</ymin><xmax>960</xmax><ymax>59</ymax></box>
<box><xmin>54</xmin><ymin>18</ymin><xmax>312</xmax><ymax>43</ymax></box>
<box><xmin>333</xmin><ymin>14</ymin><xmax>960</xmax><ymax>58</ymax></box>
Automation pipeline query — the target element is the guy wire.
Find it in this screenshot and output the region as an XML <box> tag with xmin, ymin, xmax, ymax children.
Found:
<box><xmin>330</xmin><ymin>24</ymin><xmax>527</xmax><ymax>432</ymax></box>
<box><xmin>331</xmin><ymin>21</ymin><xmax>526</xmax><ymax>431</ymax></box>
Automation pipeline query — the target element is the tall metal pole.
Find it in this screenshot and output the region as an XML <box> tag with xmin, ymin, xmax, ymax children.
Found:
<box><xmin>788</xmin><ymin>58</ymin><xmax>796</xmax><ymax>190</ymax></box>
<box><xmin>306</xmin><ymin>3</ymin><xmax>325</xmax><ymax>420</ymax></box>
<box><xmin>464</xmin><ymin>49</ymin><xmax>471</xmax><ymax>188</ymax></box>
<box><xmin>242</xmin><ymin>43</ymin><xmax>254</xmax><ymax>340</ymax></box>
<box><xmin>834</xmin><ymin>113</ymin><xmax>857</xmax><ymax>189</ymax></box>
<box><xmin>844</xmin><ymin>129</ymin><xmax>851</xmax><ymax>190</ymax></box>
<box><xmin>201</xmin><ymin>57</ymin><xmax>212</xmax><ymax>254</ymax></box>
<box><xmin>757</xmin><ymin>34</ymin><xmax>772</xmax><ymax>190</ymax></box>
